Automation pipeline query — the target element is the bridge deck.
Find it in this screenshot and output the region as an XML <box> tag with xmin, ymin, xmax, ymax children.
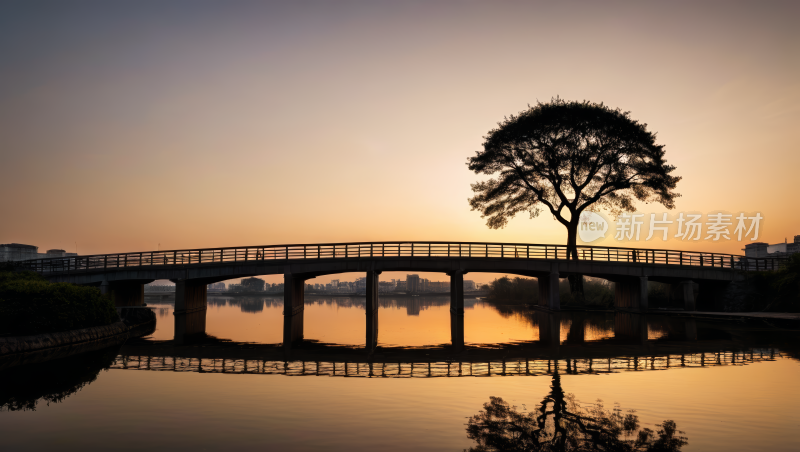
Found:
<box><xmin>16</xmin><ymin>241</ymin><xmax>783</xmax><ymax>275</ymax></box>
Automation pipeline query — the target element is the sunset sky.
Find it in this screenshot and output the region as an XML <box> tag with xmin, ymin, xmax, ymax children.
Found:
<box><xmin>1</xmin><ymin>1</ymin><xmax>798</xmax><ymax>284</ymax></box>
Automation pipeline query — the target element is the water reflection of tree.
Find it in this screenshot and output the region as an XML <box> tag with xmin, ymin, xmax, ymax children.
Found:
<box><xmin>466</xmin><ymin>371</ymin><xmax>687</xmax><ymax>451</ymax></box>
<box><xmin>0</xmin><ymin>345</ymin><xmax>119</xmax><ymax>411</ymax></box>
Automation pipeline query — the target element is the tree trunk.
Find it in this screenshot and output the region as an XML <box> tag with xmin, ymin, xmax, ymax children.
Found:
<box><xmin>566</xmin><ymin>222</ymin><xmax>585</xmax><ymax>306</ymax></box>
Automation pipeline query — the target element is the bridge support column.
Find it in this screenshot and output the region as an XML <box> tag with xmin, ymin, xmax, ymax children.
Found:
<box><xmin>107</xmin><ymin>280</ymin><xmax>146</xmax><ymax>307</ymax></box>
<box><xmin>365</xmin><ymin>270</ymin><xmax>380</xmax><ymax>352</ymax></box>
<box><xmin>173</xmin><ymin>280</ymin><xmax>207</xmax><ymax>345</ymax></box>
<box><xmin>283</xmin><ymin>273</ymin><xmax>306</xmax><ymax>350</ymax></box>
<box><xmin>537</xmin><ymin>269</ymin><xmax>560</xmax><ymax>310</ymax></box>
<box><xmin>449</xmin><ymin>270</ymin><xmax>465</xmax><ymax>352</ymax></box>
<box><xmin>671</xmin><ymin>280</ymin><xmax>697</xmax><ymax>311</ymax></box>
<box><xmin>614</xmin><ymin>277</ymin><xmax>648</xmax><ymax>311</ymax></box>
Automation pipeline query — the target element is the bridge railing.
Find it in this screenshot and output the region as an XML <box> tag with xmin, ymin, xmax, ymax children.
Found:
<box><xmin>15</xmin><ymin>241</ymin><xmax>786</xmax><ymax>273</ymax></box>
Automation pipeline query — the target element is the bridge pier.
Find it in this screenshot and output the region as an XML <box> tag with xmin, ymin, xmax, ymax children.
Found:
<box><xmin>102</xmin><ymin>280</ymin><xmax>147</xmax><ymax>307</ymax></box>
<box><xmin>670</xmin><ymin>280</ymin><xmax>697</xmax><ymax>311</ymax></box>
<box><xmin>614</xmin><ymin>276</ymin><xmax>648</xmax><ymax>311</ymax></box>
<box><xmin>449</xmin><ymin>270</ymin><xmax>465</xmax><ymax>352</ymax></box>
<box><xmin>365</xmin><ymin>270</ymin><xmax>380</xmax><ymax>352</ymax></box>
<box><xmin>537</xmin><ymin>267</ymin><xmax>560</xmax><ymax>310</ymax></box>
<box><xmin>173</xmin><ymin>279</ymin><xmax>208</xmax><ymax>344</ymax></box>
<box><xmin>283</xmin><ymin>272</ymin><xmax>306</xmax><ymax>350</ymax></box>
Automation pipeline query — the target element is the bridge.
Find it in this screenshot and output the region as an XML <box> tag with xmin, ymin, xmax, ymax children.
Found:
<box><xmin>17</xmin><ymin>241</ymin><xmax>777</xmax><ymax>349</ymax></box>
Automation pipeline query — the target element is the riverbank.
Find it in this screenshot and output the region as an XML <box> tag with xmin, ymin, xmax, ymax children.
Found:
<box><xmin>0</xmin><ymin>307</ymin><xmax>155</xmax><ymax>369</ymax></box>
<box><xmin>0</xmin><ymin>268</ymin><xmax>119</xmax><ymax>336</ymax></box>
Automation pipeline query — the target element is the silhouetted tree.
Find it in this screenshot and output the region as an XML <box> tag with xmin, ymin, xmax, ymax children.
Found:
<box><xmin>468</xmin><ymin>98</ymin><xmax>680</xmax><ymax>300</ymax></box>
<box><xmin>465</xmin><ymin>370</ymin><xmax>688</xmax><ymax>451</ymax></box>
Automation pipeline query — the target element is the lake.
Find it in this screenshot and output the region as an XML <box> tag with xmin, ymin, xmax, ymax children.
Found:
<box><xmin>2</xmin><ymin>295</ymin><xmax>799</xmax><ymax>451</ymax></box>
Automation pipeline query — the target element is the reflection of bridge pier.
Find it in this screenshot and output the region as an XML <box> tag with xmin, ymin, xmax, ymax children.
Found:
<box><xmin>536</xmin><ymin>310</ymin><xmax>561</xmax><ymax>349</ymax></box>
<box><xmin>565</xmin><ymin>312</ymin><xmax>585</xmax><ymax>344</ymax></box>
<box><xmin>614</xmin><ymin>312</ymin><xmax>648</xmax><ymax>345</ymax></box>
<box><xmin>683</xmin><ymin>318</ymin><xmax>698</xmax><ymax>341</ymax></box>
<box><xmin>173</xmin><ymin>279</ymin><xmax>208</xmax><ymax>345</ymax></box>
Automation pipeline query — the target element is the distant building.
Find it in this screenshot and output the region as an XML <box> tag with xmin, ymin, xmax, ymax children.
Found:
<box><xmin>407</xmin><ymin>274</ymin><xmax>420</xmax><ymax>293</ymax></box>
<box><xmin>744</xmin><ymin>235</ymin><xmax>800</xmax><ymax>259</ymax></box>
<box><xmin>464</xmin><ymin>280</ymin><xmax>476</xmax><ymax>291</ymax></box>
<box><xmin>0</xmin><ymin>243</ymin><xmax>39</xmax><ymax>262</ymax></box>
<box><xmin>207</xmin><ymin>282</ymin><xmax>226</xmax><ymax>291</ymax></box>
<box><xmin>428</xmin><ymin>281</ymin><xmax>448</xmax><ymax>292</ymax></box>
<box><xmin>145</xmin><ymin>282</ymin><xmax>175</xmax><ymax>292</ymax></box>
<box><xmin>1</xmin><ymin>244</ymin><xmax>79</xmax><ymax>262</ymax></box>
<box><xmin>420</xmin><ymin>278</ymin><xmax>429</xmax><ymax>292</ymax></box>
<box><xmin>378</xmin><ymin>281</ymin><xmax>394</xmax><ymax>293</ymax></box>
<box><xmin>240</xmin><ymin>277</ymin><xmax>265</xmax><ymax>291</ymax></box>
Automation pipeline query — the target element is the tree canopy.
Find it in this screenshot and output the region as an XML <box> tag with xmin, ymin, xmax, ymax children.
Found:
<box><xmin>468</xmin><ymin>98</ymin><xmax>681</xmax><ymax>258</ymax></box>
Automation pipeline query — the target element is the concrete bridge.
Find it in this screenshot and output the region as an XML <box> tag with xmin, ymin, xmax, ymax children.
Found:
<box><xmin>17</xmin><ymin>241</ymin><xmax>776</xmax><ymax>348</ymax></box>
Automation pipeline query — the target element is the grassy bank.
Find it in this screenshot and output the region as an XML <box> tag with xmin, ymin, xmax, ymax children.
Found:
<box><xmin>0</xmin><ymin>268</ymin><xmax>118</xmax><ymax>336</ymax></box>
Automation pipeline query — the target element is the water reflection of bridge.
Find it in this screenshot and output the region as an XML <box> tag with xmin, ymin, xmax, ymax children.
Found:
<box><xmin>115</xmin><ymin>308</ymin><xmax>798</xmax><ymax>378</ymax></box>
<box><xmin>111</xmin><ymin>348</ymin><xmax>786</xmax><ymax>378</ymax></box>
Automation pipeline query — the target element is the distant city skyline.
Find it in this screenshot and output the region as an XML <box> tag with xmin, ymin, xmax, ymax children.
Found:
<box><xmin>148</xmin><ymin>274</ymin><xmax>480</xmax><ymax>294</ymax></box>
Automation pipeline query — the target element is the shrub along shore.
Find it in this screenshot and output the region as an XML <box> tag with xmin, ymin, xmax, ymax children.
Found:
<box><xmin>0</xmin><ymin>267</ymin><xmax>118</xmax><ymax>337</ymax></box>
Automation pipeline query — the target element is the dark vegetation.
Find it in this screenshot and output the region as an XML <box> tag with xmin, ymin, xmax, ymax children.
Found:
<box><xmin>466</xmin><ymin>372</ymin><xmax>687</xmax><ymax>452</ymax></box>
<box><xmin>0</xmin><ymin>345</ymin><xmax>119</xmax><ymax>411</ymax></box>
<box><xmin>485</xmin><ymin>276</ymin><xmax>614</xmax><ymax>308</ymax></box>
<box><xmin>468</xmin><ymin>98</ymin><xmax>681</xmax><ymax>301</ymax></box>
<box><xmin>0</xmin><ymin>267</ymin><xmax>118</xmax><ymax>336</ymax></box>
<box><xmin>741</xmin><ymin>254</ymin><xmax>800</xmax><ymax>312</ymax></box>
<box><xmin>485</xmin><ymin>276</ymin><xmax>744</xmax><ymax>311</ymax></box>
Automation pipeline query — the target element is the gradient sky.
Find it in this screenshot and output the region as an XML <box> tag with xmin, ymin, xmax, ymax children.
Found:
<box><xmin>1</xmin><ymin>1</ymin><xmax>798</xmax><ymax>283</ymax></box>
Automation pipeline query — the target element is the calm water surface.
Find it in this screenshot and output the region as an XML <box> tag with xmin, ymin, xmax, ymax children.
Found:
<box><xmin>2</xmin><ymin>295</ymin><xmax>799</xmax><ymax>451</ymax></box>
